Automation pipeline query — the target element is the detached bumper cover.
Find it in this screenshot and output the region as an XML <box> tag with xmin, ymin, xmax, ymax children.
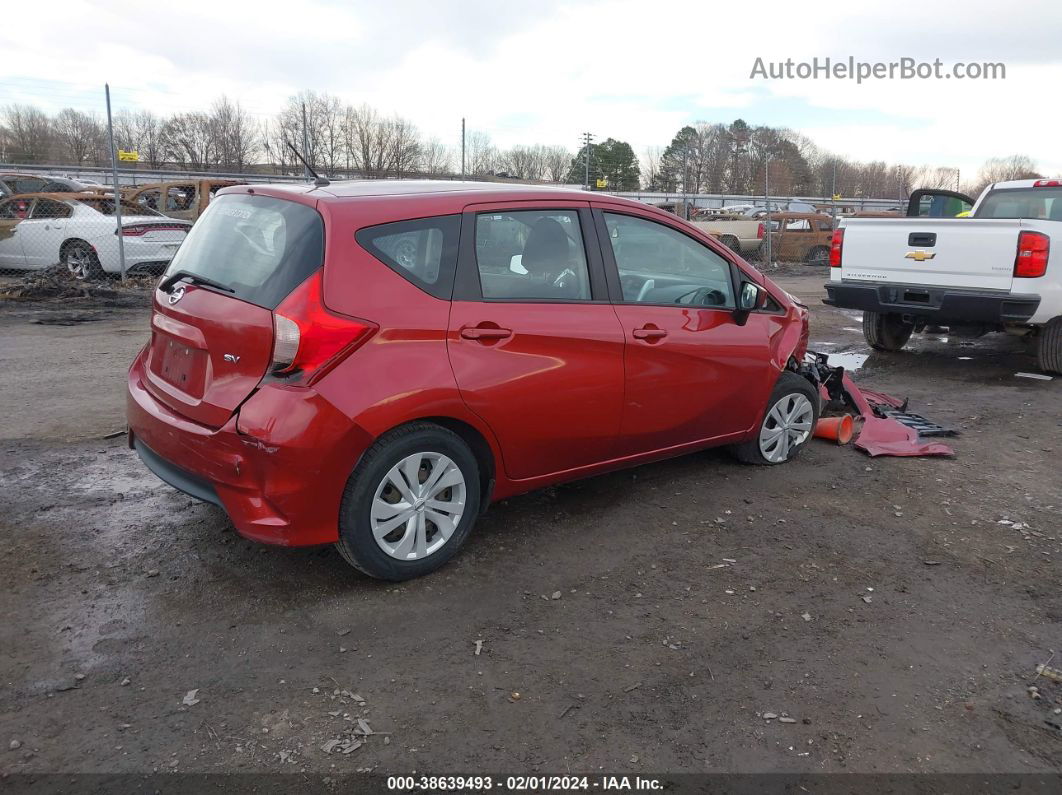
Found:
<box><xmin>127</xmin><ymin>351</ymin><xmax>372</xmax><ymax>546</ymax></box>
<box><xmin>824</xmin><ymin>281</ymin><xmax>1040</xmax><ymax>324</ymax></box>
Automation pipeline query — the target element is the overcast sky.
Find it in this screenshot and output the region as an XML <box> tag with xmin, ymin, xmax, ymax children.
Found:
<box><xmin>3</xmin><ymin>0</ymin><xmax>1061</xmax><ymax>178</ymax></box>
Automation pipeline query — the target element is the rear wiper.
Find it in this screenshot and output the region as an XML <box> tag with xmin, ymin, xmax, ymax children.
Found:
<box><xmin>160</xmin><ymin>270</ymin><xmax>235</xmax><ymax>294</ymax></box>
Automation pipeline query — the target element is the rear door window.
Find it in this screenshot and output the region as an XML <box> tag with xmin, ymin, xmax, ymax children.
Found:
<box><xmin>162</xmin><ymin>193</ymin><xmax>324</xmax><ymax>309</ymax></box>
<box><xmin>29</xmin><ymin>199</ymin><xmax>72</xmax><ymax>219</ymax></box>
<box><xmin>356</xmin><ymin>215</ymin><xmax>460</xmax><ymax>299</ymax></box>
<box><xmin>473</xmin><ymin>210</ymin><xmax>591</xmax><ymax>300</ymax></box>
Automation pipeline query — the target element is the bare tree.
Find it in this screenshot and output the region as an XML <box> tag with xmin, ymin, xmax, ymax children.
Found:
<box><xmin>163</xmin><ymin>112</ymin><xmax>216</xmax><ymax>171</ymax></box>
<box><xmin>542</xmin><ymin>145</ymin><xmax>571</xmax><ymax>183</ymax></box>
<box><xmin>210</xmin><ymin>97</ymin><xmax>258</xmax><ymax>171</ymax></box>
<box><xmin>970</xmin><ymin>155</ymin><xmax>1041</xmax><ymax>194</ymax></box>
<box><xmin>465</xmin><ymin>131</ymin><xmax>497</xmax><ymax>175</ymax></box>
<box><xmin>419</xmin><ymin>137</ymin><xmax>452</xmax><ymax>176</ymax></box>
<box><xmin>388</xmin><ymin>117</ymin><xmax>421</xmax><ymax>177</ymax></box>
<box><xmin>52</xmin><ymin>108</ymin><xmax>104</xmax><ymax>165</ymax></box>
<box><xmin>0</xmin><ymin>104</ymin><xmax>53</xmax><ymax>163</ymax></box>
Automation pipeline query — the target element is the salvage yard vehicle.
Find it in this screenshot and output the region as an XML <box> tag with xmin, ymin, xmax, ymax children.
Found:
<box><xmin>826</xmin><ymin>179</ymin><xmax>1062</xmax><ymax>373</ymax></box>
<box><xmin>766</xmin><ymin>212</ymin><xmax>835</xmax><ymax>264</ymax></box>
<box><xmin>690</xmin><ymin>213</ymin><xmax>766</xmax><ymax>256</ymax></box>
<box><xmin>0</xmin><ymin>173</ymin><xmax>89</xmax><ymax>197</ymax></box>
<box><xmin>0</xmin><ymin>193</ymin><xmax>191</xmax><ymax>278</ymax></box>
<box><xmin>127</xmin><ymin>181</ymin><xmax>816</xmax><ymax>580</ymax></box>
<box><xmin>124</xmin><ymin>179</ymin><xmax>242</xmax><ymax>222</ymax></box>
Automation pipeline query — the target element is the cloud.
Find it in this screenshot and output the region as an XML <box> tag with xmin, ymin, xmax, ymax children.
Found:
<box><xmin>2</xmin><ymin>0</ymin><xmax>1060</xmax><ymax>174</ymax></box>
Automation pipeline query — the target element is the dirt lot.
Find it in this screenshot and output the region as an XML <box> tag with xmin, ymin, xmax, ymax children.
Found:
<box><xmin>1</xmin><ymin>269</ymin><xmax>1061</xmax><ymax>781</ymax></box>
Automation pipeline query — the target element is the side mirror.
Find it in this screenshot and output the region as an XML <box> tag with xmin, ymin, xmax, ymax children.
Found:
<box><xmin>734</xmin><ymin>282</ymin><xmax>763</xmax><ymax>326</ymax></box>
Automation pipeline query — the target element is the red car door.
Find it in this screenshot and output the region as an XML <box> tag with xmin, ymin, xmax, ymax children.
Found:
<box><xmin>447</xmin><ymin>202</ymin><xmax>625</xmax><ymax>481</ymax></box>
<box><xmin>593</xmin><ymin>207</ymin><xmax>775</xmax><ymax>456</ymax></box>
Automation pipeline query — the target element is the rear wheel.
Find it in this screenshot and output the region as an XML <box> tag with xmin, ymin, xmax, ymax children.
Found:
<box><xmin>62</xmin><ymin>240</ymin><xmax>103</xmax><ymax>280</ymax></box>
<box><xmin>336</xmin><ymin>423</ymin><xmax>481</xmax><ymax>581</ymax></box>
<box><xmin>730</xmin><ymin>372</ymin><xmax>819</xmax><ymax>465</ymax></box>
<box><xmin>1037</xmin><ymin>317</ymin><xmax>1062</xmax><ymax>374</ymax></box>
<box><xmin>719</xmin><ymin>235</ymin><xmax>741</xmax><ymax>254</ymax></box>
<box><xmin>863</xmin><ymin>310</ymin><xmax>914</xmax><ymax>352</ymax></box>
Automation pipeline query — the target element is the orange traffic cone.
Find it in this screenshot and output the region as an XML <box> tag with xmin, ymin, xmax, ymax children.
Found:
<box><xmin>814</xmin><ymin>414</ymin><xmax>854</xmax><ymax>445</ymax></box>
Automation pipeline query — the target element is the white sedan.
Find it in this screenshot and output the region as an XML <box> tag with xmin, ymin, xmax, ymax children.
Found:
<box><xmin>0</xmin><ymin>192</ymin><xmax>191</xmax><ymax>279</ymax></box>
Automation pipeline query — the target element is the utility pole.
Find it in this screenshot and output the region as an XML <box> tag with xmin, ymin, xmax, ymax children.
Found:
<box><xmin>764</xmin><ymin>150</ymin><xmax>773</xmax><ymax>266</ymax></box>
<box><xmin>461</xmin><ymin>118</ymin><xmax>466</xmax><ymax>180</ymax></box>
<box><xmin>581</xmin><ymin>132</ymin><xmax>594</xmax><ymax>190</ymax></box>
<box><xmin>105</xmin><ymin>83</ymin><xmax>126</xmax><ymax>282</ymax></box>
<box><xmin>831</xmin><ymin>159</ymin><xmax>838</xmax><ymax>221</ymax></box>
<box><xmin>301</xmin><ymin>102</ymin><xmax>311</xmax><ymax>179</ymax></box>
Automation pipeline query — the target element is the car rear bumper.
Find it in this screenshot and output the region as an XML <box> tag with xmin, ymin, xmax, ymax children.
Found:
<box><xmin>823</xmin><ymin>281</ymin><xmax>1041</xmax><ymax>324</ymax></box>
<box><xmin>126</xmin><ymin>348</ymin><xmax>372</xmax><ymax>546</ymax></box>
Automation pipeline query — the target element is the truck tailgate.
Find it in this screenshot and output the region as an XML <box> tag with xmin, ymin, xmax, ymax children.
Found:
<box><xmin>840</xmin><ymin>218</ymin><xmax>1020</xmax><ymax>292</ymax></box>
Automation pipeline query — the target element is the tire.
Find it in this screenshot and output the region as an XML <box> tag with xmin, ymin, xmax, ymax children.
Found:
<box><xmin>335</xmin><ymin>422</ymin><xmax>481</xmax><ymax>581</ymax></box>
<box><xmin>62</xmin><ymin>240</ymin><xmax>103</xmax><ymax>280</ymax></box>
<box><xmin>863</xmin><ymin>310</ymin><xmax>913</xmax><ymax>352</ymax></box>
<box><xmin>1037</xmin><ymin>317</ymin><xmax>1062</xmax><ymax>374</ymax></box>
<box><xmin>720</xmin><ymin>235</ymin><xmax>741</xmax><ymax>254</ymax></box>
<box><xmin>730</xmin><ymin>372</ymin><xmax>820</xmax><ymax>465</ymax></box>
<box><xmin>805</xmin><ymin>246</ymin><xmax>829</xmax><ymax>266</ymax></box>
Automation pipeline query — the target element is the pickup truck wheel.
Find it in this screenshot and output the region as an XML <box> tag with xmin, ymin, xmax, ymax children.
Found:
<box><xmin>719</xmin><ymin>235</ymin><xmax>741</xmax><ymax>254</ymax></box>
<box><xmin>730</xmin><ymin>372</ymin><xmax>820</xmax><ymax>465</ymax></box>
<box><xmin>863</xmin><ymin>311</ymin><xmax>913</xmax><ymax>352</ymax></box>
<box><xmin>805</xmin><ymin>246</ymin><xmax>829</xmax><ymax>266</ymax></box>
<box><xmin>1037</xmin><ymin>317</ymin><xmax>1062</xmax><ymax>374</ymax></box>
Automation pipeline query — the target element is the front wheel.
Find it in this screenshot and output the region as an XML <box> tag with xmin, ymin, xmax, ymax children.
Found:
<box><xmin>730</xmin><ymin>372</ymin><xmax>820</xmax><ymax>465</ymax></box>
<box><xmin>863</xmin><ymin>310</ymin><xmax>913</xmax><ymax>352</ymax></box>
<box><xmin>336</xmin><ymin>423</ymin><xmax>481</xmax><ymax>580</ymax></box>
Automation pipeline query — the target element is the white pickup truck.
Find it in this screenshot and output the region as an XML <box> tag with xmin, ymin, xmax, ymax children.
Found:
<box><xmin>825</xmin><ymin>179</ymin><xmax>1062</xmax><ymax>373</ymax></box>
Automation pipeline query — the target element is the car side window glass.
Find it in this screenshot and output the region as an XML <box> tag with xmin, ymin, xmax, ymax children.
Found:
<box><xmin>603</xmin><ymin>212</ymin><xmax>735</xmax><ymax>308</ymax></box>
<box><xmin>30</xmin><ymin>199</ymin><xmax>72</xmax><ymax>220</ymax></box>
<box><xmin>356</xmin><ymin>214</ymin><xmax>461</xmax><ymax>299</ymax></box>
<box><xmin>473</xmin><ymin>210</ymin><xmax>591</xmax><ymax>301</ymax></box>
<box><xmin>136</xmin><ymin>189</ymin><xmax>161</xmax><ymax>211</ymax></box>
<box><xmin>0</xmin><ymin>201</ymin><xmax>19</xmax><ymax>219</ymax></box>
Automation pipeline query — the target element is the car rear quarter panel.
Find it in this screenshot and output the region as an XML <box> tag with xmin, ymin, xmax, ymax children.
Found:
<box><xmin>310</xmin><ymin>196</ymin><xmax>506</xmax><ymax>487</ymax></box>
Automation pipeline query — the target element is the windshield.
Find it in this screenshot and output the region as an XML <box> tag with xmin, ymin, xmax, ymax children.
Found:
<box><xmin>163</xmin><ymin>193</ymin><xmax>324</xmax><ymax>309</ymax></box>
<box><xmin>976</xmin><ymin>187</ymin><xmax>1062</xmax><ymax>221</ymax></box>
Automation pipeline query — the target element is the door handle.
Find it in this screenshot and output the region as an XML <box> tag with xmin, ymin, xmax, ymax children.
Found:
<box><xmin>461</xmin><ymin>326</ymin><xmax>512</xmax><ymax>341</ymax></box>
<box><xmin>632</xmin><ymin>327</ymin><xmax>667</xmax><ymax>340</ymax></box>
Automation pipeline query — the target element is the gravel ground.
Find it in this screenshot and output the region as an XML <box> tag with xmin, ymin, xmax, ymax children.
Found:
<box><xmin>1</xmin><ymin>271</ymin><xmax>1061</xmax><ymax>779</ymax></box>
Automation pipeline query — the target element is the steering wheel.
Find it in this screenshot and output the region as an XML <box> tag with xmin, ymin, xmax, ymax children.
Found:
<box><xmin>676</xmin><ymin>286</ymin><xmax>727</xmax><ymax>306</ymax></box>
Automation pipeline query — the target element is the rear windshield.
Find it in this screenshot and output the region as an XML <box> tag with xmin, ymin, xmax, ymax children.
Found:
<box><xmin>976</xmin><ymin>187</ymin><xmax>1062</xmax><ymax>221</ymax></box>
<box><xmin>162</xmin><ymin>193</ymin><xmax>324</xmax><ymax>309</ymax></box>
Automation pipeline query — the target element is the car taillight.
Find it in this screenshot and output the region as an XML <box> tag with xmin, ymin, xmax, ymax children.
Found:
<box><xmin>121</xmin><ymin>224</ymin><xmax>187</xmax><ymax>236</ymax></box>
<box><xmin>1033</xmin><ymin>179</ymin><xmax>1062</xmax><ymax>188</ymax></box>
<box><xmin>1014</xmin><ymin>231</ymin><xmax>1049</xmax><ymax>278</ymax></box>
<box><xmin>757</xmin><ymin>222</ymin><xmax>765</xmax><ymax>239</ymax></box>
<box><xmin>270</xmin><ymin>270</ymin><xmax>377</xmax><ymax>384</ymax></box>
<box><xmin>829</xmin><ymin>228</ymin><xmax>844</xmax><ymax>267</ymax></box>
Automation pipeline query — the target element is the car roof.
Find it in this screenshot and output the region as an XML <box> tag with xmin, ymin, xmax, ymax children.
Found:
<box><xmin>0</xmin><ymin>191</ymin><xmax>117</xmax><ymax>202</ymax></box>
<box><xmin>250</xmin><ymin>179</ymin><xmax>599</xmax><ymax>201</ymax></box>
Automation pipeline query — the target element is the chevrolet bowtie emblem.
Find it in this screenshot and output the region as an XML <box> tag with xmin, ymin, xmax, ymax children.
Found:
<box><xmin>905</xmin><ymin>250</ymin><xmax>936</xmax><ymax>262</ymax></box>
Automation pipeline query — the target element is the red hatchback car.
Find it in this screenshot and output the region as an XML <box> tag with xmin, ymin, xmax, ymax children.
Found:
<box><xmin>127</xmin><ymin>182</ymin><xmax>816</xmax><ymax>580</ymax></box>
